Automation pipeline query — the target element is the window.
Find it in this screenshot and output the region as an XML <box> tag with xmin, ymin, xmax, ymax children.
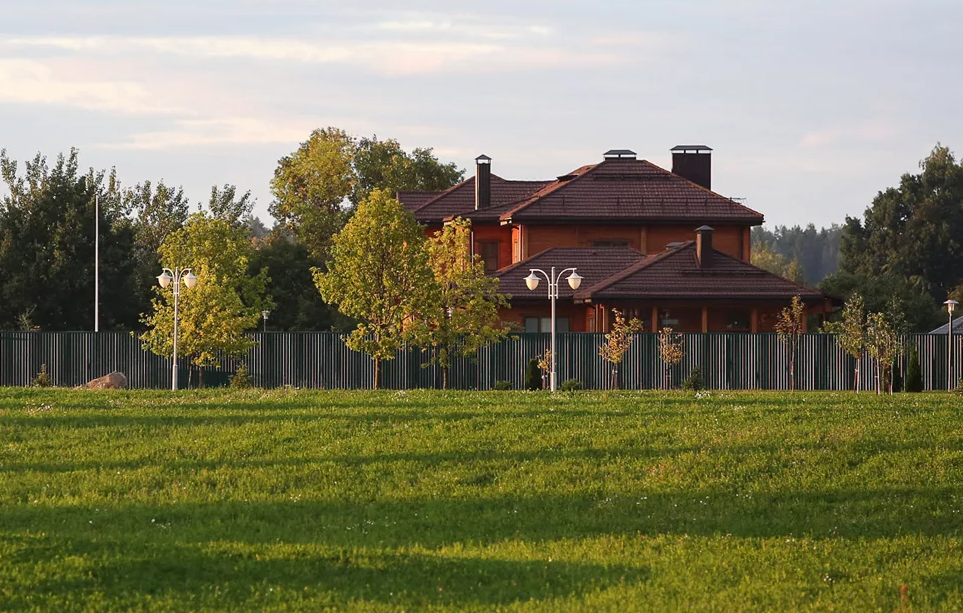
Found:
<box><xmin>480</xmin><ymin>242</ymin><xmax>500</xmax><ymax>272</ymax></box>
<box><xmin>524</xmin><ymin>317</ymin><xmax>570</xmax><ymax>333</ymax></box>
<box><xmin>593</xmin><ymin>239</ymin><xmax>630</xmax><ymax>247</ymax></box>
<box><xmin>726</xmin><ymin>310</ymin><xmax>751</xmax><ymax>331</ymax></box>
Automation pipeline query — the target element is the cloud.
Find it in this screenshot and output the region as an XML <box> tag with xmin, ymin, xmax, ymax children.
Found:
<box><xmin>799</xmin><ymin>119</ymin><xmax>901</xmax><ymax>149</ymax></box>
<box><xmin>4</xmin><ymin>32</ymin><xmax>638</xmax><ymax>76</ymax></box>
<box><xmin>101</xmin><ymin>117</ymin><xmax>319</xmax><ymax>150</ymax></box>
<box><xmin>0</xmin><ymin>58</ymin><xmax>188</xmax><ymax>115</ymax></box>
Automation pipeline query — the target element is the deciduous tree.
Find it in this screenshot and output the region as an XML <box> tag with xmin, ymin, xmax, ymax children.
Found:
<box><xmin>658</xmin><ymin>327</ymin><xmax>685</xmax><ymax>390</ymax></box>
<box><xmin>141</xmin><ymin>213</ymin><xmax>271</xmax><ymax>386</ymax></box>
<box><xmin>822</xmin><ymin>292</ymin><xmax>866</xmax><ymax>391</ymax></box>
<box><xmin>417</xmin><ymin>218</ymin><xmax>509</xmax><ymax>389</ymax></box>
<box><xmin>599</xmin><ymin>309</ymin><xmax>643</xmax><ymax>389</ymax></box>
<box><xmin>775</xmin><ymin>296</ymin><xmax>805</xmax><ymax>392</ymax></box>
<box><xmin>313</xmin><ymin>189</ymin><xmax>434</xmax><ymax>389</ymax></box>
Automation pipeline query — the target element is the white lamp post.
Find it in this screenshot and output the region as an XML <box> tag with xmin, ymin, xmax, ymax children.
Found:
<box><xmin>524</xmin><ymin>267</ymin><xmax>583</xmax><ymax>392</ymax></box>
<box><xmin>157</xmin><ymin>267</ymin><xmax>198</xmax><ymax>391</ymax></box>
<box><xmin>262</xmin><ymin>310</ymin><xmax>270</xmax><ymax>332</ymax></box>
<box><xmin>945</xmin><ymin>299</ymin><xmax>959</xmax><ymax>391</ymax></box>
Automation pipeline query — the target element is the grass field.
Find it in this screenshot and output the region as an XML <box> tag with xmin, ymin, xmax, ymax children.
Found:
<box><xmin>1</xmin><ymin>388</ymin><xmax>962</xmax><ymax>612</ymax></box>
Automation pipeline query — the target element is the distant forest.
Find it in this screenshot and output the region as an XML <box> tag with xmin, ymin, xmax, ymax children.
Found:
<box><xmin>751</xmin><ymin>224</ymin><xmax>842</xmax><ymax>286</ymax></box>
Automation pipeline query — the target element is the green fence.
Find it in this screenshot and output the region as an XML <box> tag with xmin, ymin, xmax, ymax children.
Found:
<box><xmin>0</xmin><ymin>331</ymin><xmax>959</xmax><ymax>391</ymax></box>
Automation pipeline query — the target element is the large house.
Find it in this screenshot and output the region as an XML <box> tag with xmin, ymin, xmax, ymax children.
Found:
<box><xmin>398</xmin><ymin>146</ymin><xmax>834</xmax><ymax>333</ymax></box>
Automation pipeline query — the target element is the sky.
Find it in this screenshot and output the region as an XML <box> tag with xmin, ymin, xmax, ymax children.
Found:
<box><xmin>2</xmin><ymin>0</ymin><xmax>962</xmax><ymax>228</ymax></box>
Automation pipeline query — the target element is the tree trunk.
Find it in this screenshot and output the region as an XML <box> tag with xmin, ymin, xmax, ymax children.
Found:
<box><xmin>854</xmin><ymin>361</ymin><xmax>860</xmax><ymax>393</ymax></box>
<box><xmin>611</xmin><ymin>366</ymin><xmax>618</xmax><ymax>390</ymax></box>
<box><xmin>442</xmin><ymin>366</ymin><xmax>448</xmax><ymax>390</ymax></box>
<box><xmin>373</xmin><ymin>358</ymin><xmax>380</xmax><ymax>390</ymax></box>
<box><xmin>199</xmin><ymin>366</ymin><xmax>204</xmax><ymax>389</ymax></box>
<box><xmin>789</xmin><ymin>345</ymin><xmax>796</xmax><ymax>392</ymax></box>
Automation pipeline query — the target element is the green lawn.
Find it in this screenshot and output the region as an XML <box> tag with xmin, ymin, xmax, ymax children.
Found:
<box><xmin>1</xmin><ymin>388</ymin><xmax>962</xmax><ymax>612</ymax></box>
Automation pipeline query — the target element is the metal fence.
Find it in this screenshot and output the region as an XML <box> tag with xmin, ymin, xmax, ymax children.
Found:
<box><xmin>0</xmin><ymin>331</ymin><xmax>960</xmax><ymax>391</ymax></box>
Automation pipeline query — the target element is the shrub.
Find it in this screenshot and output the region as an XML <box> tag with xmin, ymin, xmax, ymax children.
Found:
<box><xmin>955</xmin><ymin>378</ymin><xmax>963</xmax><ymax>397</ymax></box>
<box><xmin>229</xmin><ymin>363</ymin><xmax>254</xmax><ymax>388</ymax></box>
<box><xmin>32</xmin><ymin>364</ymin><xmax>52</xmax><ymax>388</ymax></box>
<box><xmin>905</xmin><ymin>347</ymin><xmax>923</xmax><ymax>393</ymax></box>
<box><xmin>524</xmin><ymin>359</ymin><xmax>542</xmax><ymax>391</ymax></box>
<box><xmin>560</xmin><ymin>379</ymin><xmax>582</xmax><ymax>392</ymax></box>
<box><xmin>682</xmin><ymin>367</ymin><xmax>704</xmax><ymax>392</ymax></box>
<box><xmin>494</xmin><ymin>380</ymin><xmax>512</xmax><ymax>391</ymax></box>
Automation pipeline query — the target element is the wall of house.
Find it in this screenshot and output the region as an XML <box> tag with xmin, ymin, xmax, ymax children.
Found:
<box><xmin>471</xmin><ymin>224</ymin><xmax>512</xmax><ymax>271</ymax></box>
<box><xmin>518</xmin><ymin>224</ymin><xmax>750</xmax><ymax>261</ymax></box>
<box><xmin>499</xmin><ymin>302</ymin><xmax>590</xmax><ymax>333</ymax></box>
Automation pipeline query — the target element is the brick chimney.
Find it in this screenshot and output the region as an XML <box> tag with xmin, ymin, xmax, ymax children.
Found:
<box><xmin>671</xmin><ymin>145</ymin><xmax>712</xmax><ymax>190</ymax></box>
<box><xmin>475</xmin><ymin>154</ymin><xmax>491</xmax><ymax>210</ymax></box>
<box><xmin>696</xmin><ymin>225</ymin><xmax>714</xmax><ymax>268</ymax></box>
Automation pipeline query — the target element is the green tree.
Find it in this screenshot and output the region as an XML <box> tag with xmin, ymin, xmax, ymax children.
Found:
<box><xmin>819</xmin><ymin>271</ymin><xmax>941</xmax><ymax>332</ymax></box>
<box><xmin>752</xmin><ymin>224</ymin><xmax>842</xmax><ymax>284</ymax></box>
<box><xmin>313</xmin><ymin>189</ymin><xmax>434</xmax><ymax>389</ymax></box>
<box><xmin>598</xmin><ymin>308</ymin><xmax>643</xmax><ymax>389</ymax></box>
<box><xmin>775</xmin><ymin>296</ymin><xmax>805</xmax><ymax>392</ymax></box>
<box><xmin>905</xmin><ymin>345</ymin><xmax>923</xmax><ymax>392</ymax></box>
<box><xmin>417</xmin><ymin>218</ymin><xmax>510</xmax><ymax>389</ymax></box>
<box><xmin>865</xmin><ymin>311</ymin><xmax>900</xmax><ymax>395</ymax></box>
<box><xmin>270</xmin><ymin>129</ymin><xmax>464</xmax><ymax>260</ymax></box>
<box><xmin>0</xmin><ymin>149</ymin><xmax>139</xmax><ymax>330</ymax></box>
<box><xmin>270</xmin><ymin>127</ymin><xmax>356</xmax><ymax>259</ymax></box>
<box><xmin>822</xmin><ymin>292</ymin><xmax>866</xmax><ymax>392</ymax></box>
<box><xmin>248</xmin><ymin>235</ymin><xmax>352</xmax><ymax>331</ymax></box>
<box><xmin>140</xmin><ymin>213</ymin><xmax>272</xmax><ymax>386</ymax></box>
<box><xmin>840</xmin><ymin>144</ymin><xmax>963</xmax><ymax>310</ymax></box>
<box><xmin>751</xmin><ymin>242</ymin><xmax>806</xmax><ymax>283</ymax></box>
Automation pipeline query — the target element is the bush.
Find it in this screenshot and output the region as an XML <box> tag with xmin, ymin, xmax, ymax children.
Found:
<box><xmin>32</xmin><ymin>364</ymin><xmax>52</xmax><ymax>388</ymax></box>
<box><xmin>494</xmin><ymin>380</ymin><xmax>512</xmax><ymax>391</ymax></box>
<box><xmin>682</xmin><ymin>367</ymin><xmax>704</xmax><ymax>391</ymax></box>
<box><xmin>955</xmin><ymin>378</ymin><xmax>963</xmax><ymax>397</ymax></box>
<box><xmin>524</xmin><ymin>359</ymin><xmax>542</xmax><ymax>391</ymax></box>
<box><xmin>229</xmin><ymin>363</ymin><xmax>254</xmax><ymax>388</ymax></box>
<box><xmin>560</xmin><ymin>379</ymin><xmax>582</xmax><ymax>392</ymax></box>
<box><xmin>905</xmin><ymin>347</ymin><xmax>923</xmax><ymax>393</ymax></box>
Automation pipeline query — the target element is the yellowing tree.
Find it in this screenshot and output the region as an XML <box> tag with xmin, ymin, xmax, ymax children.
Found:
<box><xmin>418</xmin><ymin>218</ymin><xmax>509</xmax><ymax>389</ymax></box>
<box><xmin>599</xmin><ymin>309</ymin><xmax>643</xmax><ymax>389</ymax></box>
<box><xmin>822</xmin><ymin>292</ymin><xmax>866</xmax><ymax>392</ymax></box>
<box><xmin>658</xmin><ymin>327</ymin><xmax>685</xmax><ymax>390</ymax></box>
<box><xmin>314</xmin><ymin>189</ymin><xmax>434</xmax><ymax>389</ymax></box>
<box><xmin>775</xmin><ymin>295</ymin><xmax>806</xmax><ymax>392</ymax></box>
<box><xmin>141</xmin><ymin>213</ymin><xmax>271</xmax><ymax>386</ymax></box>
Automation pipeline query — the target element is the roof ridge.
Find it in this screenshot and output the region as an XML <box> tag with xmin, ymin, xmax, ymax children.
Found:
<box><xmin>412</xmin><ymin>174</ymin><xmax>507</xmax><ymax>214</ymax></box>
<box><xmin>498</xmin><ymin>163</ymin><xmax>600</xmax><ymax>221</ymax></box>
<box><xmin>575</xmin><ymin>242</ymin><xmax>691</xmax><ymax>298</ymax></box>
<box><xmin>639</xmin><ymin>159</ymin><xmax>765</xmax><ymax>219</ymax></box>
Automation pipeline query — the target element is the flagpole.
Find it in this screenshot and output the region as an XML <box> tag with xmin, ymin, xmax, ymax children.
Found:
<box><xmin>95</xmin><ymin>193</ymin><xmax>99</xmax><ymax>332</ymax></box>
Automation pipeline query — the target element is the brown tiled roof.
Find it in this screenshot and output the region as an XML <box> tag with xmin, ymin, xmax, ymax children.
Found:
<box><xmin>500</xmin><ymin>158</ymin><xmax>764</xmax><ymax>225</ymax></box>
<box><xmin>574</xmin><ymin>242</ymin><xmax>825</xmax><ymax>303</ymax></box>
<box><xmin>406</xmin><ymin>176</ymin><xmax>550</xmax><ymax>224</ymax></box>
<box><xmin>397</xmin><ymin>191</ymin><xmax>440</xmax><ymax>212</ymax></box>
<box><xmin>492</xmin><ymin>247</ymin><xmax>646</xmax><ymax>300</ymax></box>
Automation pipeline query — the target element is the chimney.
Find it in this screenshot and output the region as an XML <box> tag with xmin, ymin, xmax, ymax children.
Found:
<box><xmin>696</xmin><ymin>225</ymin><xmax>714</xmax><ymax>268</ymax></box>
<box><xmin>671</xmin><ymin>145</ymin><xmax>712</xmax><ymax>190</ymax></box>
<box><xmin>475</xmin><ymin>154</ymin><xmax>491</xmax><ymax>210</ymax></box>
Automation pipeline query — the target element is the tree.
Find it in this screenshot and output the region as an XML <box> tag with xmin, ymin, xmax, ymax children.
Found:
<box><xmin>270</xmin><ymin>127</ymin><xmax>356</xmax><ymax>259</ymax></box>
<box><xmin>352</xmin><ymin>137</ymin><xmax>463</xmax><ymax>207</ymax></box>
<box><xmin>775</xmin><ymin>296</ymin><xmax>805</xmax><ymax>392</ymax></box>
<box><xmin>270</xmin><ymin>129</ymin><xmax>464</xmax><ymax>260</ymax></box>
<box><xmin>752</xmin><ymin>224</ymin><xmax>843</xmax><ymax>285</ymax></box>
<box><xmin>248</xmin><ymin>235</ymin><xmax>351</xmax><ymax>331</ymax></box>
<box><xmin>865</xmin><ymin>311</ymin><xmax>900</xmax><ymax>395</ymax></box>
<box><xmin>658</xmin><ymin>327</ymin><xmax>685</xmax><ymax>390</ymax></box>
<box><xmin>839</xmin><ymin>144</ymin><xmax>963</xmax><ymax>312</ymax></box>
<box><xmin>140</xmin><ymin>213</ymin><xmax>272</xmax><ymax>386</ymax></box>
<box><xmin>599</xmin><ymin>309</ymin><xmax>643</xmax><ymax>389</ymax></box>
<box><xmin>0</xmin><ymin>149</ymin><xmax>140</xmax><ymax>330</ymax></box>
<box><xmin>822</xmin><ymin>292</ymin><xmax>866</xmax><ymax>392</ymax></box>
<box><xmin>207</xmin><ymin>184</ymin><xmax>254</xmax><ymax>225</ymax></box>
<box><xmin>417</xmin><ymin>218</ymin><xmax>510</xmax><ymax>389</ymax></box>
<box><xmin>313</xmin><ymin>189</ymin><xmax>434</xmax><ymax>389</ymax></box>
<box><xmin>819</xmin><ymin>271</ymin><xmax>942</xmax><ymax>332</ymax></box>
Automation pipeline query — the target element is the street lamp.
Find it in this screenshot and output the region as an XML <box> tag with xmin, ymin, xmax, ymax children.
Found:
<box><xmin>524</xmin><ymin>267</ymin><xmax>583</xmax><ymax>392</ymax></box>
<box><xmin>945</xmin><ymin>299</ymin><xmax>959</xmax><ymax>391</ymax></box>
<box><xmin>157</xmin><ymin>267</ymin><xmax>197</xmax><ymax>391</ymax></box>
<box><xmin>262</xmin><ymin>310</ymin><xmax>270</xmax><ymax>332</ymax></box>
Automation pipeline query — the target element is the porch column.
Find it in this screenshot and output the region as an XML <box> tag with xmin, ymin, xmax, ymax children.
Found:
<box><xmin>701</xmin><ymin>306</ymin><xmax>709</xmax><ymax>333</ymax></box>
<box><xmin>802</xmin><ymin>309</ymin><xmax>808</xmax><ymax>333</ymax></box>
<box><xmin>651</xmin><ymin>305</ymin><xmax>659</xmax><ymax>333</ymax></box>
<box><xmin>751</xmin><ymin>308</ymin><xmax>758</xmax><ymax>333</ymax></box>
